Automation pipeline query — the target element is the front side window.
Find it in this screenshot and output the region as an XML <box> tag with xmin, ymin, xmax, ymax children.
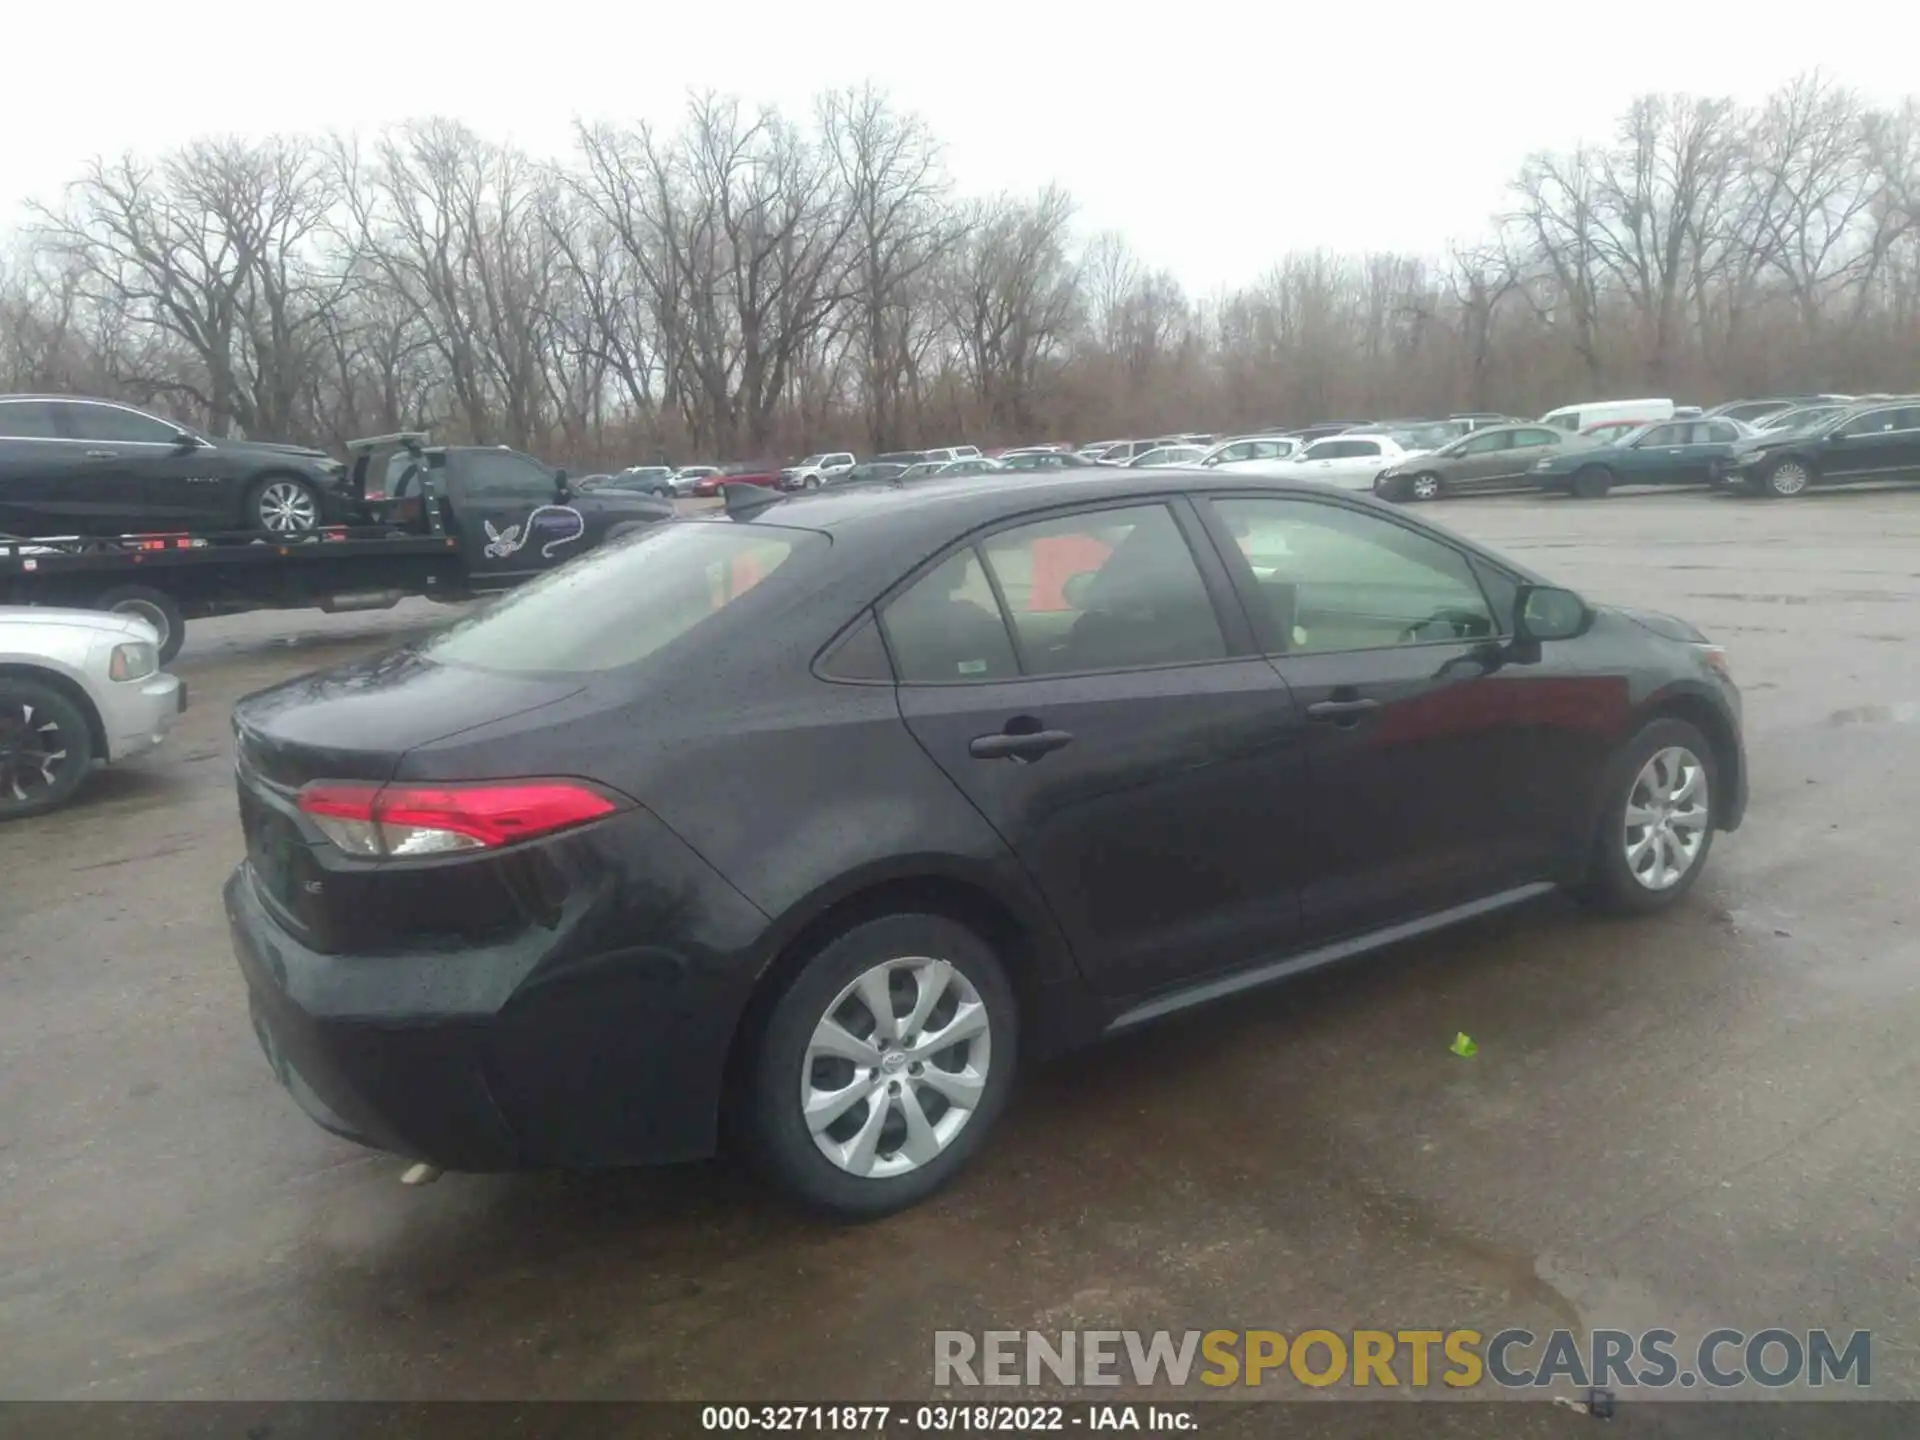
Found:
<box><xmin>1210</xmin><ymin>497</ymin><xmax>1495</xmax><ymax>653</ymax></box>
<box><xmin>1511</xmin><ymin>428</ymin><xmax>1561</xmax><ymax>448</ymax></box>
<box><xmin>423</xmin><ymin>521</ymin><xmax>818</xmax><ymax>674</ymax></box>
<box><xmin>65</xmin><ymin>403</ymin><xmax>180</xmax><ymax>444</ymax></box>
<box><xmin>1837</xmin><ymin>408</ymin><xmax>1900</xmax><ymax>437</ymax></box>
<box><xmin>1639</xmin><ymin>424</ymin><xmax>1686</xmax><ymax>447</ymax></box>
<box><xmin>1459</xmin><ymin>431</ymin><xmax>1514</xmax><ymax>456</ymax></box>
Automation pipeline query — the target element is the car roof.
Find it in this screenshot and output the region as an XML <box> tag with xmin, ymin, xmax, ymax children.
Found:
<box><xmin>735</xmin><ymin>466</ymin><xmax>1415</xmax><ymax>540</ymax></box>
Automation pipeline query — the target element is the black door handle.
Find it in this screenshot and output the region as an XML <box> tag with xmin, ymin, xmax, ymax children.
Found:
<box><xmin>1306</xmin><ymin>698</ymin><xmax>1382</xmax><ymax>722</ymax></box>
<box><xmin>969</xmin><ymin>728</ymin><xmax>1075</xmax><ymax>761</ymax></box>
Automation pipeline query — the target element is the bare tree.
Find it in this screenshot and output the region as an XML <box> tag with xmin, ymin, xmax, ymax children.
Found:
<box><xmin>32</xmin><ymin>138</ymin><xmax>339</xmax><ymax>436</ymax></box>
<box><xmin>821</xmin><ymin>85</ymin><xmax>955</xmax><ymax>452</ymax></box>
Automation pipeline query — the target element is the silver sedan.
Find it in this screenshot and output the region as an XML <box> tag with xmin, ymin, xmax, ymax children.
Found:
<box><xmin>0</xmin><ymin>607</ymin><xmax>185</xmax><ymax>818</ymax></box>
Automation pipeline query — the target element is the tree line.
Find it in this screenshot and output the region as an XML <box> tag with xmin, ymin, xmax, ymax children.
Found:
<box><xmin>2</xmin><ymin>75</ymin><xmax>1916</xmax><ymax>469</ymax></box>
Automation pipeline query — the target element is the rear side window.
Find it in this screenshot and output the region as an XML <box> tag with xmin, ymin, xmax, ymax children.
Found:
<box><xmin>0</xmin><ymin>400</ymin><xmax>61</xmax><ymax>439</ymax></box>
<box><xmin>883</xmin><ymin>548</ymin><xmax>1019</xmax><ymax>683</ymax></box>
<box><xmin>978</xmin><ymin>504</ymin><xmax>1226</xmax><ymax>675</ymax></box>
<box><xmin>66</xmin><ymin>403</ymin><xmax>179</xmax><ymax>444</ymax></box>
<box><xmin>422</xmin><ymin>521</ymin><xmax>820</xmax><ymax>673</ymax></box>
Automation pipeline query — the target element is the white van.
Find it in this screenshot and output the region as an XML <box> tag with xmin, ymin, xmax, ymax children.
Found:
<box><xmin>1539</xmin><ymin>398</ymin><xmax>1676</xmax><ymax>432</ymax></box>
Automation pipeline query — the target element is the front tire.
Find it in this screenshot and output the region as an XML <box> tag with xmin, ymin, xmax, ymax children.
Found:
<box><xmin>1579</xmin><ymin>718</ymin><xmax>1718</xmax><ymax>914</ymax></box>
<box><xmin>248</xmin><ymin>475</ymin><xmax>323</xmax><ymax>535</ymax></box>
<box><xmin>0</xmin><ymin>678</ymin><xmax>95</xmax><ymax>820</ymax></box>
<box><xmin>1759</xmin><ymin>457</ymin><xmax>1814</xmax><ymax>498</ymax></box>
<box><xmin>745</xmin><ymin>913</ymin><xmax>1017</xmax><ymax>1218</ymax></box>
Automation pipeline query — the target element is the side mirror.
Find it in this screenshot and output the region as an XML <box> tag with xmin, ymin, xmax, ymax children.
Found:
<box><xmin>171</xmin><ymin>429</ymin><xmax>199</xmax><ymax>453</ymax></box>
<box><xmin>1514</xmin><ymin>584</ymin><xmax>1589</xmax><ymax>644</ymax></box>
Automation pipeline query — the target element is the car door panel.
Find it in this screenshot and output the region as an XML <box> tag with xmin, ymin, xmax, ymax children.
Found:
<box><xmin>59</xmin><ymin>401</ymin><xmax>216</xmax><ymax>530</ymax></box>
<box><xmin>1203</xmin><ymin>493</ymin><xmax>1594</xmax><ymax>940</ymax></box>
<box><xmin>1823</xmin><ymin>410</ymin><xmax>1915</xmax><ymax>479</ymax></box>
<box><xmin>445</xmin><ymin>452</ymin><xmax>585</xmax><ymax>586</ymax></box>
<box><xmin>0</xmin><ymin>401</ymin><xmax>89</xmax><ymax>533</ymax></box>
<box><xmin>1451</xmin><ymin>434</ymin><xmax>1516</xmax><ymax>492</ymax></box>
<box><xmin>898</xmin><ymin>665</ymin><xmax>1307</xmax><ymax>997</ymax></box>
<box><xmin>885</xmin><ymin>502</ymin><xmax>1306</xmax><ymax>1000</ymax></box>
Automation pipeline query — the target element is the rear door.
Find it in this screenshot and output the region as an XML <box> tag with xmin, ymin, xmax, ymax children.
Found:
<box><xmin>0</xmin><ymin>399</ymin><xmax>84</xmax><ymax>533</ymax></box>
<box><xmin>886</xmin><ymin>499</ymin><xmax>1309</xmax><ymax>1000</ymax></box>
<box><xmin>444</xmin><ymin>450</ymin><xmax>584</xmax><ymax>586</ymax></box>
<box><xmin>1199</xmin><ymin>493</ymin><xmax>1592</xmax><ymax>939</ymax></box>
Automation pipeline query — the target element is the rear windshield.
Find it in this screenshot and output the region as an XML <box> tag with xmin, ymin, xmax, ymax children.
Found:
<box><xmin>422</xmin><ymin>521</ymin><xmax>823</xmax><ymax>674</ymax></box>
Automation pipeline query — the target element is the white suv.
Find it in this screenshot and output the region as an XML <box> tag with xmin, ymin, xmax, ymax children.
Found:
<box><xmin>778</xmin><ymin>453</ymin><xmax>857</xmax><ymax>490</ymax></box>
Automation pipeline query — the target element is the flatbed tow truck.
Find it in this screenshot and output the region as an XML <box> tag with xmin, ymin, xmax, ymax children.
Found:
<box><xmin>0</xmin><ymin>433</ymin><xmax>673</xmax><ymax>662</ymax></box>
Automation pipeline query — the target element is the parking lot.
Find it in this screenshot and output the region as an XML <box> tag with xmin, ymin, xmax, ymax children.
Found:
<box><xmin>3</xmin><ymin>488</ymin><xmax>1918</xmax><ymax>1405</ymax></box>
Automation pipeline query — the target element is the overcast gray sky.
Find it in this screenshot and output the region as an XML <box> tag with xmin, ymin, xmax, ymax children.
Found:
<box><xmin>6</xmin><ymin>1</ymin><xmax>1914</xmax><ymax>294</ymax></box>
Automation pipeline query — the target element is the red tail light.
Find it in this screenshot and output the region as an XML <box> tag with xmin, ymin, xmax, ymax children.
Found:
<box><xmin>298</xmin><ymin>779</ymin><xmax>621</xmax><ymax>857</ymax></box>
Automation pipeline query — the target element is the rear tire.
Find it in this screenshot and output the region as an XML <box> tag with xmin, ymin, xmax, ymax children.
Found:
<box><xmin>1579</xmin><ymin>718</ymin><xmax>1718</xmax><ymax>915</ymax></box>
<box><xmin>92</xmin><ymin>585</ymin><xmax>185</xmax><ymax>665</ymax></box>
<box><xmin>744</xmin><ymin>913</ymin><xmax>1018</xmax><ymax>1219</ymax></box>
<box><xmin>1570</xmin><ymin>465</ymin><xmax>1613</xmax><ymax>500</ymax></box>
<box><xmin>0</xmin><ymin>678</ymin><xmax>95</xmax><ymax>820</ymax></box>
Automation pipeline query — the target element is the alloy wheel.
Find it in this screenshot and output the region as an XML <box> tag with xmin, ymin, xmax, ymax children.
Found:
<box><xmin>0</xmin><ymin>698</ymin><xmax>72</xmax><ymax>806</ymax></box>
<box><xmin>258</xmin><ymin>481</ymin><xmax>319</xmax><ymax>533</ymax></box>
<box><xmin>1623</xmin><ymin>746</ymin><xmax>1710</xmax><ymax>891</ymax></box>
<box><xmin>1768</xmin><ymin>461</ymin><xmax>1810</xmax><ymax>497</ymax></box>
<box><xmin>1411</xmin><ymin>474</ymin><xmax>1441</xmax><ymax>501</ymax></box>
<box><xmin>802</xmin><ymin>955</ymin><xmax>992</xmax><ymax>1179</ymax></box>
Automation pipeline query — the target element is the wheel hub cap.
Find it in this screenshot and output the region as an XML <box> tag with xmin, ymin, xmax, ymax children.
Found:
<box><xmin>0</xmin><ymin>702</ymin><xmax>69</xmax><ymax>802</ymax></box>
<box><xmin>1623</xmin><ymin>746</ymin><xmax>1710</xmax><ymax>891</ymax></box>
<box><xmin>261</xmin><ymin>483</ymin><xmax>318</xmax><ymax>532</ymax></box>
<box><xmin>802</xmin><ymin>955</ymin><xmax>992</xmax><ymax>1179</ymax></box>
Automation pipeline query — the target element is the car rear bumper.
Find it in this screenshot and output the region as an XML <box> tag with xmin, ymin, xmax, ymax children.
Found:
<box><xmin>224</xmin><ymin>835</ymin><xmax>767</xmax><ymax>1171</ymax></box>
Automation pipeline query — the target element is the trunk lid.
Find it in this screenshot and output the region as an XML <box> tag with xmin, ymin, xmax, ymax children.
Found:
<box><xmin>232</xmin><ymin>647</ymin><xmax>583</xmax><ymax>943</ymax></box>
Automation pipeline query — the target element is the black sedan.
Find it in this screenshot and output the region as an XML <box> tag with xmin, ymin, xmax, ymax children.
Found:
<box><xmin>226</xmin><ymin>469</ymin><xmax>1747</xmax><ymax>1216</ymax></box>
<box><xmin>1721</xmin><ymin>399</ymin><xmax>1920</xmax><ymax>497</ymax></box>
<box><xmin>0</xmin><ymin>394</ymin><xmax>352</xmax><ymax>537</ymax></box>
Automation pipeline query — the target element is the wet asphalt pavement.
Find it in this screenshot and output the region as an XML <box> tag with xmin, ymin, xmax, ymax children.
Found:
<box><xmin>2</xmin><ymin>488</ymin><xmax>1917</xmax><ymax>1415</ymax></box>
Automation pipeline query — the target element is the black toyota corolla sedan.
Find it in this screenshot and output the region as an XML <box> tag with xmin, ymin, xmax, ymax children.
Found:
<box><xmin>226</xmin><ymin>469</ymin><xmax>1747</xmax><ymax>1217</ymax></box>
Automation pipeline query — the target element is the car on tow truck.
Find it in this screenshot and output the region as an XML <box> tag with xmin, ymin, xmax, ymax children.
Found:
<box><xmin>1</xmin><ymin>606</ymin><xmax>184</xmax><ymax>819</ymax></box>
<box><xmin>0</xmin><ymin>395</ymin><xmax>353</xmax><ymax>539</ymax></box>
<box><xmin>0</xmin><ymin>432</ymin><xmax>672</xmax><ymax>663</ymax></box>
